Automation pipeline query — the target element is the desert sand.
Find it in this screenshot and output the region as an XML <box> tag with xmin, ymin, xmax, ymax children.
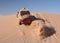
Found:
<box><xmin>0</xmin><ymin>13</ymin><xmax>60</xmax><ymax>43</ymax></box>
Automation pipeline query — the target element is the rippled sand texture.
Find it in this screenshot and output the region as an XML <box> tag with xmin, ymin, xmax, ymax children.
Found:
<box><xmin>0</xmin><ymin>13</ymin><xmax>60</xmax><ymax>43</ymax></box>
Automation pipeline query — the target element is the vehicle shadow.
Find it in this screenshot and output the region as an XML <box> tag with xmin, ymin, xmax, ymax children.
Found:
<box><xmin>40</xmin><ymin>25</ymin><xmax>56</xmax><ymax>39</ymax></box>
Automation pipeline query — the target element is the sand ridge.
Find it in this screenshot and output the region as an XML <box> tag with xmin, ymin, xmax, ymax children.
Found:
<box><xmin>0</xmin><ymin>13</ymin><xmax>60</xmax><ymax>43</ymax></box>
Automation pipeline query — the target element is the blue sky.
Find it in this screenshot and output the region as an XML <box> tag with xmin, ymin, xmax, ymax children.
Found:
<box><xmin>0</xmin><ymin>0</ymin><xmax>60</xmax><ymax>15</ymax></box>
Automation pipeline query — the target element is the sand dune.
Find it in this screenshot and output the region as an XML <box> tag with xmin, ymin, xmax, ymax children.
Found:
<box><xmin>0</xmin><ymin>13</ymin><xmax>60</xmax><ymax>43</ymax></box>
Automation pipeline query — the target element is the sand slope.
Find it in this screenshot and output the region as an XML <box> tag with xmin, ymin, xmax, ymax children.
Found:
<box><xmin>0</xmin><ymin>13</ymin><xmax>60</xmax><ymax>43</ymax></box>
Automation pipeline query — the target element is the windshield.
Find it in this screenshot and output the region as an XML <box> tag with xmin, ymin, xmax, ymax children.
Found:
<box><xmin>20</xmin><ymin>11</ymin><xmax>30</xmax><ymax>16</ymax></box>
